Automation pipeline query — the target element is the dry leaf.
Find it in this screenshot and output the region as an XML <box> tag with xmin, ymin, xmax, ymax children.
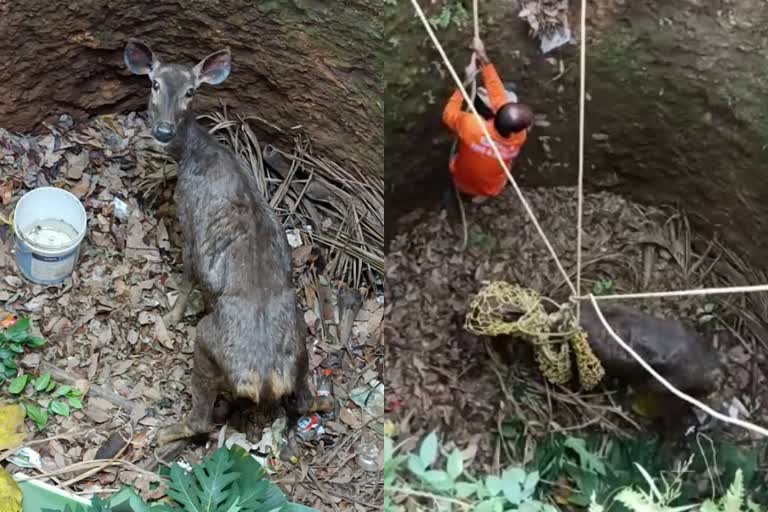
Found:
<box><xmin>0</xmin><ymin>466</ymin><xmax>21</xmax><ymax>512</ymax></box>
<box><xmin>0</xmin><ymin>403</ymin><xmax>27</xmax><ymax>451</ymax></box>
<box><xmin>339</xmin><ymin>407</ymin><xmax>362</xmax><ymax>430</ymax></box>
<box><xmin>65</xmin><ymin>151</ymin><xmax>89</xmax><ymax>180</ymax></box>
<box><xmin>112</xmin><ymin>360</ymin><xmax>134</xmax><ymax>376</ymax></box>
<box><xmin>155</xmin><ymin>318</ymin><xmax>173</xmax><ymax>349</ymax></box>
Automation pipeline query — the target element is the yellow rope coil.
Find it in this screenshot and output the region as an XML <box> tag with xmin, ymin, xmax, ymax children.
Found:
<box><xmin>464</xmin><ymin>281</ymin><xmax>605</xmax><ymax>390</ymax></box>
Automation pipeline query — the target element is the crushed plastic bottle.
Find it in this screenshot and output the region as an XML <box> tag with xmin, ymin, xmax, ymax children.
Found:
<box><xmin>355</xmin><ymin>434</ymin><xmax>380</xmax><ymax>472</ymax></box>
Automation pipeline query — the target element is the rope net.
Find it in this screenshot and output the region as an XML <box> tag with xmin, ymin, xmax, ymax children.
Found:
<box><xmin>464</xmin><ymin>281</ymin><xmax>605</xmax><ymax>390</ymax></box>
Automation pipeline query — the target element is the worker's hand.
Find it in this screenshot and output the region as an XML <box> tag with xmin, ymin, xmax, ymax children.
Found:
<box><xmin>464</xmin><ymin>56</ymin><xmax>478</xmax><ymax>85</ymax></box>
<box><xmin>472</xmin><ymin>37</ymin><xmax>489</xmax><ymax>65</ymax></box>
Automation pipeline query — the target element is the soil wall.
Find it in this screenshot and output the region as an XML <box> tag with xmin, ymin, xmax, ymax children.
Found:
<box><xmin>0</xmin><ymin>0</ymin><xmax>383</xmax><ymax>177</ymax></box>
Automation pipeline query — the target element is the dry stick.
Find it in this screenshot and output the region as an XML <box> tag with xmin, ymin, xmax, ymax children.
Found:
<box><xmin>587</xmin><ymin>294</ymin><xmax>768</xmax><ymax>437</ymax></box>
<box><xmin>409</xmin><ymin>0</ymin><xmax>576</xmax><ymax>297</ymax></box>
<box><xmin>306</xmin><ymin>468</ymin><xmax>341</xmax><ymax>512</ymax></box>
<box><xmin>0</xmin><ymin>430</ymin><xmax>83</xmax><ymax>463</ymax></box>
<box><xmin>39</xmin><ymin>361</ymin><xmax>135</xmax><ymax>412</ymax></box>
<box><xmin>60</xmin><ymin>430</ymin><xmax>135</xmax><ymax>487</ymax></box>
<box><xmin>13</xmin><ymin>459</ymin><xmax>161</xmax><ymax>484</ymax></box>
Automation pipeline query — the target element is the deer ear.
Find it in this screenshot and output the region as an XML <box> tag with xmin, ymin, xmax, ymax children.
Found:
<box><xmin>124</xmin><ymin>39</ymin><xmax>158</xmax><ymax>75</ymax></box>
<box><xmin>194</xmin><ymin>49</ymin><xmax>231</xmax><ymax>86</ymax></box>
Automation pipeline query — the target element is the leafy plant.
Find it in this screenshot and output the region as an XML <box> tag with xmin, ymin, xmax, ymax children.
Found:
<box><xmin>428</xmin><ymin>2</ymin><xmax>468</xmax><ymax>30</ymax></box>
<box><xmin>468</xmin><ymin>229</ymin><xmax>495</xmax><ymax>252</ymax></box>
<box><xmin>43</xmin><ymin>496</ymin><xmax>113</xmax><ymax>512</ymax></box>
<box><xmin>387</xmin><ymin>431</ymin><xmax>556</xmax><ymax>512</ymax></box>
<box><xmin>608</xmin><ymin>467</ymin><xmax>764</xmax><ymax>512</ymax></box>
<box><xmin>592</xmin><ymin>278</ymin><xmax>615</xmax><ymax>296</ymax></box>
<box><xmin>0</xmin><ymin>317</ymin><xmax>45</xmax><ymax>385</ymax></box>
<box><xmin>14</xmin><ymin>376</ymin><xmax>84</xmax><ymax>430</ymax></box>
<box><xmin>41</xmin><ymin>446</ymin><xmax>290</xmax><ymax>512</ymax></box>
<box><xmin>696</xmin><ymin>303</ymin><xmax>717</xmax><ymax>326</ymax></box>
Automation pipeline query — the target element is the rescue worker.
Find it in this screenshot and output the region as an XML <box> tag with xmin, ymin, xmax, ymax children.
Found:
<box><xmin>442</xmin><ymin>38</ymin><xmax>534</xmax><ymax>199</ymax></box>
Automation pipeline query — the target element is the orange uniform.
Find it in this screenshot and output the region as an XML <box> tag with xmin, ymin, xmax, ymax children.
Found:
<box><xmin>442</xmin><ymin>63</ymin><xmax>527</xmax><ymax>197</ymax></box>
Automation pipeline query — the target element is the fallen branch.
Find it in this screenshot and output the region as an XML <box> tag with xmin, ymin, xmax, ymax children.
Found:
<box><xmin>40</xmin><ymin>362</ymin><xmax>136</xmax><ymax>413</ymax></box>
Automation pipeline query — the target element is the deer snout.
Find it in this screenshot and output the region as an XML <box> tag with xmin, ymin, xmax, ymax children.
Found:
<box><xmin>152</xmin><ymin>122</ymin><xmax>176</xmax><ymax>143</ymax></box>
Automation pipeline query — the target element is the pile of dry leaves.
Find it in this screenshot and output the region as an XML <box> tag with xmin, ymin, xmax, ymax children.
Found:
<box><xmin>0</xmin><ymin>112</ymin><xmax>383</xmax><ymax>510</ymax></box>
<box><xmin>385</xmin><ymin>186</ymin><xmax>768</xmax><ymax>471</ymax></box>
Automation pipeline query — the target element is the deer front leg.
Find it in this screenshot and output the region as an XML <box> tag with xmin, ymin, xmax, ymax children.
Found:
<box><xmin>157</xmin><ymin>324</ymin><xmax>219</xmax><ymax>445</ymax></box>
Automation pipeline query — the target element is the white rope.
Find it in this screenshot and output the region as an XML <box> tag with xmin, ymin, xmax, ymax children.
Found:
<box><xmin>574</xmin><ymin>0</ymin><xmax>587</xmax><ymax>324</ymax></box>
<box><xmin>409</xmin><ymin>0</ymin><xmax>577</xmax><ymax>296</ymax></box>
<box><xmin>579</xmin><ymin>283</ymin><xmax>768</xmax><ymax>302</ymax></box>
<box><xmin>587</xmin><ymin>295</ymin><xmax>768</xmax><ymax>438</ymax></box>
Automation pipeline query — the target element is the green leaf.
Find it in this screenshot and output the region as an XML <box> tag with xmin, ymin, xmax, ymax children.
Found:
<box><xmin>34</xmin><ymin>372</ymin><xmax>51</xmax><ymax>392</ymax></box>
<box><xmin>565</xmin><ymin>437</ymin><xmax>606</xmax><ymax>475</ymax></box>
<box><xmin>473</xmin><ymin>498</ymin><xmax>502</xmax><ymax>512</ymax></box>
<box><xmin>419</xmin><ymin>431</ymin><xmax>438</xmax><ymax>467</ymax></box>
<box><xmin>501</xmin><ymin>467</ymin><xmax>524</xmax><ymax>505</ymax></box>
<box><xmin>423</xmin><ymin>470</ymin><xmax>452</xmax><ymax>490</ymax></box>
<box><xmin>25</xmin><ymin>336</ymin><xmax>46</xmax><ymax>348</ymax></box>
<box><xmin>24</xmin><ymin>403</ymin><xmax>49</xmax><ymax>431</ymax></box>
<box><xmin>384</xmin><ymin>436</ymin><xmax>393</xmax><ymax>460</ymax></box>
<box><xmin>8</xmin><ymin>343</ymin><xmax>24</xmax><ymax>353</ymax></box>
<box><xmin>446</xmin><ymin>449</ymin><xmax>463</xmax><ymax>480</ymax></box>
<box><xmin>49</xmin><ymin>400</ymin><xmax>71</xmax><ymax>417</ymax></box>
<box><xmin>518</xmin><ymin>502</ymin><xmax>540</xmax><ymax>512</ymax></box>
<box><xmin>485</xmin><ymin>475</ymin><xmax>503</xmax><ymax>496</ymax></box>
<box><xmin>523</xmin><ymin>470</ymin><xmax>539</xmax><ymax>498</ymax></box>
<box><xmin>165</xmin><ymin>447</ymin><xmax>241</xmax><ymax>512</ymax></box>
<box><xmin>227</xmin><ymin>445</ymin><xmax>287</xmax><ymax>511</ymax></box>
<box><xmin>68</xmin><ymin>396</ymin><xmax>83</xmax><ymax>409</ymax></box>
<box><xmin>8</xmin><ymin>373</ymin><xmax>29</xmax><ymax>394</ymax></box>
<box><xmin>456</xmin><ymin>482</ymin><xmax>478</xmax><ymax>498</ymax></box>
<box><xmin>4</xmin><ymin>317</ymin><xmax>30</xmax><ymax>342</ymax></box>
<box><xmin>407</xmin><ymin>454</ymin><xmax>426</xmax><ymax>476</ymax></box>
<box><xmin>52</xmin><ymin>384</ymin><xmax>72</xmax><ymax>398</ymax></box>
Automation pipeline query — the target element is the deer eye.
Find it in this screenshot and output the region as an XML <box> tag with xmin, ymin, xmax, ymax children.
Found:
<box><xmin>152</xmin><ymin>80</ymin><xmax>160</xmax><ymax>91</ymax></box>
<box><xmin>185</xmin><ymin>88</ymin><xmax>195</xmax><ymax>97</ymax></box>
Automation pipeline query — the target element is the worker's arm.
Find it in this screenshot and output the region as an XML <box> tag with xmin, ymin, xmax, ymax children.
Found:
<box><xmin>481</xmin><ymin>63</ymin><xmax>508</xmax><ymax>112</ymax></box>
<box><xmin>442</xmin><ymin>89</ymin><xmax>465</xmax><ymax>133</ymax></box>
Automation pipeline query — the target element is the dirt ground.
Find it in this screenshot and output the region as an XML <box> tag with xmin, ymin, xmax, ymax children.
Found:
<box><xmin>0</xmin><ymin>113</ymin><xmax>383</xmax><ymax>510</ymax></box>
<box><xmin>385</xmin><ymin>185</ymin><xmax>768</xmax><ymax>471</ymax></box>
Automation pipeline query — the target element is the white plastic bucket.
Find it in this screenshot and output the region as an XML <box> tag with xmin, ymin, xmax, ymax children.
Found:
<box><xmin>13</xmin><ymin>187</ymin><xmax>88</xmax><ymax>285</ymax></box>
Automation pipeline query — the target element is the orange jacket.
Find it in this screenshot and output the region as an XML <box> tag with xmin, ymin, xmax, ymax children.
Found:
<box><xmin>442</xmin><ymin>63</ymin><xmax>527</xmax><ymax>197</ymax></box>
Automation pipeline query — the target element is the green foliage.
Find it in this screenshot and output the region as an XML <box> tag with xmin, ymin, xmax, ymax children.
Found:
<box><xmin>592</xmin><ymin>278</ymin><xmax>615</xmax><ymax>296</ymax></box>
<box><xmin>0</xmin><ymin>317</ymin><xmax>45</xmax><ymax>385</ymax></box>
<box><xmin>610</xmin><ymin>467</ymin><xmax>765</xmax><ymax>512</ymax></box>
<box><xmin>0</xmin><ymin>317</ymin><xmax>77</xmax><ymax>431</ymax></box>
<box><xmin>468</xmin><ymin>229</ymin><xmax>495</xmax><ymax>252</ymax></box>
<box><xmin>42</xmin><ymin>495</ymin><xmax>112</xmax><ymax>512</ymax></box>
<box><xmin>427</xmin><ymin>2</ymin><xmax>468</xmax><ymax>31</ymax></box>
<box><xmin>386</xmin><ymin>428</ymin><xmax>768</xmax><ymax>512</ymax></box>
<box><xmin>39</xmin><ymin>446</ymin><xmax>289</xmax><ymax>512</ymax></box>
<box><xmin>387</xmin><ymin>431</ymin><xmax>556</xmax><ymax>512</ymax></box>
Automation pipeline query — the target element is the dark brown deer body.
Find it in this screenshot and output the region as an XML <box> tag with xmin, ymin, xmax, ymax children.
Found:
<box><xmin>124</xmin><ymin>40</ymin><xmax>311</xmax><ymax>445</ymax></box>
